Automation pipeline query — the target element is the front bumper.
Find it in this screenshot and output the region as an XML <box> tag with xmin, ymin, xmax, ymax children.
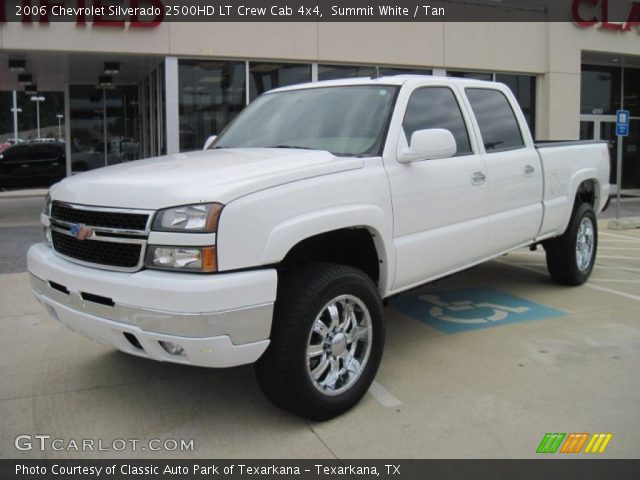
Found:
<box><xmin>28</xmin><ymin>243</ymin><xmax>277</xmax><ymax>368</ymax></box>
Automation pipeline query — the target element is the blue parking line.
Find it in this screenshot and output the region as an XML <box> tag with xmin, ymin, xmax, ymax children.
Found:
<box><xmin>390</xmin><ymin>287</ymin><xmax>565</xmax><ymax>334</ymax></box>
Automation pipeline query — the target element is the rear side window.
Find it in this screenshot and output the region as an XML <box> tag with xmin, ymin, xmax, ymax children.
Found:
<box><xmin>402</xmin><ymin>87</ymin><xmax>472</xmax><ymax>156</ymax></box>
<box><xmin>466</xmin><ymin>88</ymin><xmax>524</xmax><ymax>152</ymax></box>
<box><xmin>30</xmin><ymin>144</ymin><xmax>60</xmax><ymax>160</ymax></box>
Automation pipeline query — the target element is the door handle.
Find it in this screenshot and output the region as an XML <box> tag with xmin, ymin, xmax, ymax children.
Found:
<box><xmin>471</xmin><ymin>171</ymin><xmax>486</xmax><ymax>186</ymax></box>
<box><xmin>523</xmin><ymin>164</ymin><xmax>535</xmax><ymax>176</ymax></box>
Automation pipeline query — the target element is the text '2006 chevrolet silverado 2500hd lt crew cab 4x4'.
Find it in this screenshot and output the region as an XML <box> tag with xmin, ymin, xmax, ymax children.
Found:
<box><xmin>28</xmin><ymin>76</ymin><xmax>610</xmax><ymax>420</ymax></box>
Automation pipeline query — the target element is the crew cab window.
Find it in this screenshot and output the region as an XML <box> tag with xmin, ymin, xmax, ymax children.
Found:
<box><xmin>30</xmin><ymin>144</ymin><xmax>61</xmax><ymax>160</ymax></box>
<box><xmin>465</xmin><ymin>88</ymin><xmax>524</xmax><ymax>152</ymax></box>
<box><xmin>402</xmin><ymin>87</ymin><xmax>472</xmax><ymax>156</ymax></box>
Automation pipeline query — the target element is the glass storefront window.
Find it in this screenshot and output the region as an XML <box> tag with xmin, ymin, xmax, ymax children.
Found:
<box><xmin>179</xmin><ymin>60</ymin><xmax>246</xmax><ymax>152</ymax></box>
<box><xmin>0</xmin><ymin>91</ymin><xmax>64</xmax><ymax>143</ymax></box>
<box><xmin>623</xmin><ymin>67</ymin><xmax>640</xmax><ymax>117</ymax></box>
<box><xmin>378</xmin><ymin>67</ymin><xmax>432</xmax><ymax>76</ymax></box>
<box><xmin>496</xmin><ymin>74</ymin><xmax>537</xmax><ymax>138</ymax></box>
<box><xmin>318</xmin><ymin>64</ymin><xmax>376</xmax><ymax>81</ymax></box>
<box><xmin>69</xmin><ymin>85</ymin><xmax>141</xmax><ymax>173</ymax></box>
<box><xmin>581</xmin><ymin>65</ymin><xmax>621</xmax><ymax>115</ymax></box>
<box><xmin>318</xmin><ymin>64</ymin><xmax>432</xmax><ymax>81</ymax></box>
<box><xmin>249</xmin><ymin>62</ymin><xmax>311</xmax><ymax>101</ymax></box>
<box><xmin>447</xmin><ymin>71</ymin><xmax>493</xmax><ymax>81</ymax></box>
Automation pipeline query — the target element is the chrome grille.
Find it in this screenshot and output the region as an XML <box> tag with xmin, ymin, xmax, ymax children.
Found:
<box><xmin>49</xmin><ymin>202</ymin><xmax>153</xmax><ymax>272</ymax></box>
<box><xmin>51</xmin><ymin>230</ymin><xmax>142</xmax><ymax>269</ymax></box>
<box><xmin>51</xmin><ymin>202</ymin><xmax>150</xmax><ymax>232</ymax></box>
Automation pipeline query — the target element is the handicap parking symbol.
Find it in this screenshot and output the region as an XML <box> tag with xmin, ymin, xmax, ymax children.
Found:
<box><xmin>391</xmin><ymin>287</ymin><xmax>565</xmax><ymax>334</ymax></box>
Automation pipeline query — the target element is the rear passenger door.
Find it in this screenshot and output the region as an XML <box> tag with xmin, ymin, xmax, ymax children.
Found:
<box><xmin>29</xmin><ymin>144</ymin><xmax>66</xmax><ymax>183</ymax></box>
<box><xmin>464</xmin><ymin>87</ymin><xmax>543</xmax><ymax>254</ymax></box>
<box><xmin>386</xmin><ymin>85</ymin><xmax>490</xmax><ymax>291</ymax></box>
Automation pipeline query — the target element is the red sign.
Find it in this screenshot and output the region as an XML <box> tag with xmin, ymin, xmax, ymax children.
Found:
<box><xmin>572</xmin><ymin>0</ymin><xmax>640</xmax><ymax>31</ymax></box>
<box><xmin>0</xmin><ymin>0</ymin><xmax>165</xmax><ymax>27</ymax></box>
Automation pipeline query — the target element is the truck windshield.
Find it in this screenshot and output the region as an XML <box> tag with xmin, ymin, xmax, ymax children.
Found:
<box><xmin>213</xmin><ymin>85</ymin><xmax>398</xmax><ymax>157</ymax></box>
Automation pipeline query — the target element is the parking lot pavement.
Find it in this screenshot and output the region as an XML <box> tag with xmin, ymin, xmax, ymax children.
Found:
<box><xmin>1</xmin><ymin>200</ymin><xmax>639</xmax><ymax>459</ymax></box>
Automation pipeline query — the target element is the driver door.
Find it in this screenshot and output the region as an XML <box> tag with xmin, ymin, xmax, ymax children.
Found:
<box><xmin>385</xmin><ymin>85</ymin><xmax>490</xmax><ymax>291</ymax></box>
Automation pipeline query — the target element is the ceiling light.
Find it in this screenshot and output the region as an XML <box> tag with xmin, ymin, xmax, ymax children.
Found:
<box><xmin>9</xmin><ymin>59</ymin><xmax>26</xmax><ymax>73</ymax></box>
<box><xmin>104</xmin><ymin>62</ymin><xmax>120</xmax><ymax>75</ymax></box>
<box><xmin>98</xmin><ymin>75</ymin><xmax>113</xmax><ymax>87</ymax></box>
<box><xmin>18</xmin><ymin>74</ymin><xmax>33</xmax><ymax>85</ymax></box>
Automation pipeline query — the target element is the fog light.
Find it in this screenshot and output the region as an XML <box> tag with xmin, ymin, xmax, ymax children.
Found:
<box><xmin>159</xmin><ymin>341</ymin><xmax>185</xmax><ymax>356</ymax></box>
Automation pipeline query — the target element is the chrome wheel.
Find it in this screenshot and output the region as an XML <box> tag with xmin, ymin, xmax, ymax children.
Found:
<box><xmin>306</xmin><ymin>294</ymin><xmax>373</xmax><ymax>396</ymax></box>
<box><xmin>576</xmin><ymin>217</ymin><xmax>595</xmax><ymax>272</ymax></box>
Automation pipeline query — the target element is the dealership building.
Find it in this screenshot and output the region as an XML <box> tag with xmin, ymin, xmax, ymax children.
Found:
<box><xmin>1</xmin><ymin>11</ymin><xmax>639</xmax><ymax>189</ymax></box>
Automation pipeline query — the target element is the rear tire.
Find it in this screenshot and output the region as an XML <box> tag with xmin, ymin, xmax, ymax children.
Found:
<box><xmin>255</xmin><ymin>263</ymin><xmax>384</xmax><ymax>421</ymax></box>
<box><xmin>544</xmin><ymin>203</ymin><xmax>597</xmax><ymax>285</ymax></box>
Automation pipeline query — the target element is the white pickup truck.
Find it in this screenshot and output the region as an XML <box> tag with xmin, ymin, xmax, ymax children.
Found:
<box><xmin>28</xmin><ymin>76</ymin><xmax>610</xmax><ymax>420</ymax></box>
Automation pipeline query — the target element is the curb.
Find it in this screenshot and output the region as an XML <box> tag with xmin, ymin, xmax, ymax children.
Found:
<box><xmin>608</xmin><ymin>218</ymin><xmax>640</xmax><ymax>230</ymax></box>
<box><xmin>0</xmin><ymin>189</ymin><xmax>48</xmax><ymax>199</ymax></box>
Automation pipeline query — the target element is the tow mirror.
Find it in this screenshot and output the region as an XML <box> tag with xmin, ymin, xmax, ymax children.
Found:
<box><xmin>398</xmin><ymin>128</ymin><xmax>457</xmax><ymax>163</ymax></box>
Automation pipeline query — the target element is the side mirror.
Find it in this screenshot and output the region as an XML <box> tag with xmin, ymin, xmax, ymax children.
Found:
<box><xmin>398</xmin><ymin>128</ymin><xmax>457</xmax><ymax>163</ymax></box>
<box><xmin>203</xmin><ymin>135</ymin><xmax>217</xmax><ymax>150</ymax></box>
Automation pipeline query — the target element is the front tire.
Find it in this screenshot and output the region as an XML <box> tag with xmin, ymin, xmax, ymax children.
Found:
<box><xmin>544</xmin><ymin>203</ymin><xmax>597</xmax><ymax>285</ymax></box>
<box><xmin>255</xmin><ymin>263</ymin><xmax>384</xmax><ymax>421</ymax></box>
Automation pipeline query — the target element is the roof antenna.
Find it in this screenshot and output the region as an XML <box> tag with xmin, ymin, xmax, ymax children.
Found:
<box><xmin>372</xmin><ymin>66</ymin><xmax>381</xmax><ymax>79</ymax></box>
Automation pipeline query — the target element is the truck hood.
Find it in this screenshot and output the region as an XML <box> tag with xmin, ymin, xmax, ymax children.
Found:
<box><xmin>50</xmin><ymin>148</ymin><xmax>363</xmax><ymax>210</ymax></box>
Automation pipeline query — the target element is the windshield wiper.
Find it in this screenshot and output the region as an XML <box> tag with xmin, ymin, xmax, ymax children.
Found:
<box><xmin>268</xmin><ymin>145</ymin><xmax>315</xmax><ymax>150</ymax></box>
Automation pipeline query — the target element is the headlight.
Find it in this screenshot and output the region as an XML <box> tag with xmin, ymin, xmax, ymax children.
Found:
<box><xmin>42</xmin><ymin>193</ymin><xmax>51</xmax><ymax>216</ymax></box>
<box><xmin>146</xmin><ymin>246</ymin><xmax>217</xmax><ymax>272</ymax></box>
<box><xmin>152</xmin><ymin>203</ymin><xmax>223</xmax><ymax>232</ymax></box>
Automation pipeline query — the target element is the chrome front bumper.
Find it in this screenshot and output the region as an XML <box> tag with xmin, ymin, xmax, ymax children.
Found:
<box><xmin>28</xmin><ymin>243</ymin><xmax>277</xmax><ymax>368</ymax></box>
<box><xmin>29</xmin><ymin>274</ymin><xmax>273</xmax><ymax>344</ymax></box>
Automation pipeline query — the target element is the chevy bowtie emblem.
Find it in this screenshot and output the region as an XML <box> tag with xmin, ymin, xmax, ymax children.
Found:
<box><xmin>70</xmin><ymin>223</ymin><xmax>93</xmax><ymax>241</ymax></box>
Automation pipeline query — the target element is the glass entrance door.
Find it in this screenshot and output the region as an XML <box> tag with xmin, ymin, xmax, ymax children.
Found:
<box><xmin>580</xmin><ymin>115</ymin><xmax>617</xmax><ymax>186</ymax></box>
<box><xmin>581</xmin><ymin>115</ymin><xmax>640</xmax><ymax>190</ymax></box>
<box><xmin>69</xmin><ymin>85</ymin><xmax>141</xmax><ymax>173</ymax></box>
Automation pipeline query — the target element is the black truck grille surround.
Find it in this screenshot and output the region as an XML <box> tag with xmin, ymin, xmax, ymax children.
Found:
<box><xmin>51</xmin><ymin>203</ymin><xmax>149</xmax><ymax>231</ymax></box>
<box><xmin>52</xmin><ymin>230</ymin><xmax>142</xmax><ymax>269</ymax></box>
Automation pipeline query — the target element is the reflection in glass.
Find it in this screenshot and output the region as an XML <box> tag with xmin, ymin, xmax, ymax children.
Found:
<box><xmin>579</xmin><ymin>121</ymin><xmax>594</xmax><ymax>141</ymax></box>
<box><xmin>378</xmin><ymin>67</ymin><xmax>432</xmax><ymax>77</ymax></box>
<box><xmin>624</xmin><ymin>67</ymin><xmax>640</xmax><ymax>117</ymax></box>
<box><xmin>599</xmin><ymin>121</ymin><xmax>619</xmax><ymax>184</ymax></box>
<box><xmin>0</xmin><ymin>91</ymin><xmax>64</xmax><ymax>142</ymax></box>
<box><xmin>249</xmin><ymin>62</ymin><xmax>311</xmax><ymax>101</ymax></box>
<box><xmin>622</xmin><ymin>120</ymin><xmax>639</xmax><ymax>189</ymax></box>
<box><xmin>466</xmin><ymin>88</ymin><xmax>524</xmax><ymax>152</ymax></box>
<box><xmin>215</xmin><ymin>86</ymin><xmax>398</xmax><ymax>157</ymax></box>
<box><xmin>403</xmin><ymin>87</ymin><xmax>472</xmax><ymax>156</ymax></box>
<box><xmin>179</xmin><ymin>60</ymin><xmax>246</xmax><ymax>151</ymax></box>
<box><xmin>581</xmin><ymin>65</ymin><xmax>621</xmax><ymax>115</ymax></box>
<box><xmin>69</xmin><ymin>85</ymin><xmax>141</xmax><ymax>173</ymax></box>
<box><xmin>318</xmin><ymin>64</ymin><xmax>376</xmax><ymax>81</ymax></box>
<box><xmin>447</xmin><ymin>71</ymin><xmax>493</xmax><ymax>81</ymax></box>
<box><xmin>496</xmin><ymin>74</ymin><xmax>537</xmax><ymax>138</ymax></box>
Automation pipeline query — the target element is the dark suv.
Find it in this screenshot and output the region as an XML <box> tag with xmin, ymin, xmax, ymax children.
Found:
<box><xmin>0</xmin><ymin>142</ymin><xmax>66</xmax><ymax>189</ymax></box>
